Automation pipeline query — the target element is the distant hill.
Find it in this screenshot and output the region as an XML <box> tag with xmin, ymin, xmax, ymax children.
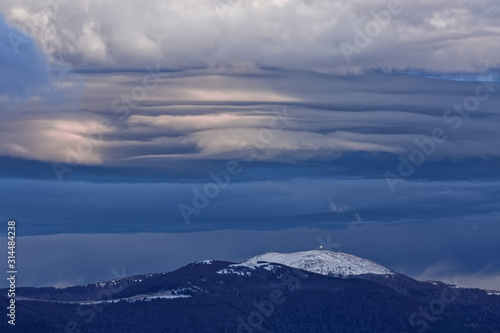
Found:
<box><xmin>1</xmin><ymin>250</ymin><xmax>499</xmax><ymax>332</ymax></box>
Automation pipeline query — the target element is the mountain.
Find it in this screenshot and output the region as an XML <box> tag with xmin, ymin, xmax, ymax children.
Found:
<box><xmin>1</xmin><ymin>250</ymin><xmax>499</xmax><ymax>333</ymax></box>
<box><xmin>239</xmin><ymin>250</ymin><xmax>394</xmax><ymax>276</ymax></box>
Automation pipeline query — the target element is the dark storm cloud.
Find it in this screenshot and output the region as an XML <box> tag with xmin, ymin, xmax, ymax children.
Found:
<box><xmin>2</xmin><ymin>177</ymin><xmax>500</xmax><ymax>235</ymax></box>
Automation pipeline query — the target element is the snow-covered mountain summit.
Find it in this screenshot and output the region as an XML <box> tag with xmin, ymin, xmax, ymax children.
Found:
<box><xmin>239</xmin><ymin>250</ymin><xmax>393</xmax><ymax>276</ymax></box>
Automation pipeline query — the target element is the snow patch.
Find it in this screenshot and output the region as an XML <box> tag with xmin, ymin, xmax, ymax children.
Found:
<box><xmin>241</xmin><ymin>250</ymin><xmax>393</xmax><ymax>277</ymax></box>
<box><xmin>232</xmin><ymin>262</ymin><xmax>278</xmax><ymax>271</ymax></box>
<box><xmin>61</xmin><ymin>292</ymin><xmax>191</xmax><ymax>305</ymax></box>
<box><xmin>217</xmin><ymin>268</ymin><xmax>252</xmax><ymax>276</ymax></box>
<box><xmin>216</xmin><ymin>262</ymin><xmax>279</xmax><ymax>276</ymax></box>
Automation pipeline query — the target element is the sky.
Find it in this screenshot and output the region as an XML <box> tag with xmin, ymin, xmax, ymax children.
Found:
<box><xmin>0</xmin><ymin>0</ymin><xmax>499</xmax><ymax>290</ymax></box>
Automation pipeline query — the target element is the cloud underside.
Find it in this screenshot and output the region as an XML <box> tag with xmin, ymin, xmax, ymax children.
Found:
<box><xmin>0</xmin><ymin>0</ymin><xmax>499</xmax><ymax>73</ymax></box>
<box><xmin>0</xmin><ymin>71</ymin><xmax>500</xmax><ymax>166</ymax></box>
<box><xmin>0</xmin><ymin>70</ymin><xmax>499</xmax><ymax>166</ymax></box>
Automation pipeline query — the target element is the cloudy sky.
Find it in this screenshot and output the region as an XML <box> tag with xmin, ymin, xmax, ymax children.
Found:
<box><xmin>0</xmin><ymin>0</ymin><xmax>499</xmax><ymax>289</ymax></box>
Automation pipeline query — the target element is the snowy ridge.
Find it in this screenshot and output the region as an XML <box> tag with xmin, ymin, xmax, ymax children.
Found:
<box><xmin>241</xmin><ymin>250</ymin><xmax>393</xmax><ymax>277</ymax></box>
<box><xmin>195</xmin><ymin>260</ymin><xmax>213</xmax><ymax>265</ymax></box>
<box><xmin>217</xmin><ymin>262</ymin><xmax>279</xmax><ymax>276</ymax></box>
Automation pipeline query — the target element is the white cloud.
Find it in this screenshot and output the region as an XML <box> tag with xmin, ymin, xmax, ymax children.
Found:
<box><xmin>1</xmin><ymin>0</ymin><xmax>499</xmax><ymax>73</ymax></box>
<box><xmin>328</xmin><ymin>198</ymin><xmax>351</xmax><ymax>214</ymax></box>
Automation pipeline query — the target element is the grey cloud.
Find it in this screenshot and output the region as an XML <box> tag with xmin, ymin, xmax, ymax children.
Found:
<box><xmin>1</xmin><ymin>0</ymin><xmax>499</xmax><ymax>73</ymax></box>
<box><xmin>1</xmin><ymin>70</ymin><xmax>499</xmax><ymax>166</ymax></box>
<box><xmin>2</xmin><ymin>177</ymin><xmax>500</xmax><ymax>234</ymax></box>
